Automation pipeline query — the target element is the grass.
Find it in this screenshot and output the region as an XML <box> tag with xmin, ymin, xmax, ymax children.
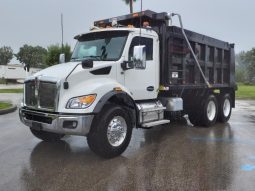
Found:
<box><xmin>0</xmin><ymin>102</ymin><xmax>12</xmax><ymax>110</ymax></box>
<box><xmin>0</xmin><ymin>89</ymin><xmax>23</xmax><ymax>93</ymax></box>
<box><xmin>236</xmin><ymin>83</ymin><xmax>255</xmax><ymax>99</ymax></box>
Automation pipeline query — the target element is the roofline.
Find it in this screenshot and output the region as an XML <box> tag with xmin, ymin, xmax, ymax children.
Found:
<box><xmin>74</xmin><ymin>27</ymin><xmax>156</xmax><ymax>40</ymax></box>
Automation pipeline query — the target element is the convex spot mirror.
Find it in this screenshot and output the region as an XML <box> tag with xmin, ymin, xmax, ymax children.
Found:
<box><xmin>82</xmin><ymin>59</ymin><xmax>93</xmax><ymax>69</ymax></box>
<box><xmin>133</xmin><ymin>45</ymin><xmax>146</xmax><ymax>69</ymax></box>
<box><xmin>59</xmin><ymin>53</ymin><xmax>65</xmax><ymax>64</ymax></box>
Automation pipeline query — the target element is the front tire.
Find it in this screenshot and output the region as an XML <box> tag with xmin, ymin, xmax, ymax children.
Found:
<box><xmin>218</xmin><ymin>94</ymin><xmax>232</xmax><ymax>123</ymax></box>
<box><xmin>87</xmin><ymin>104</ymin><xmax>132</xmax><ymax>158</ymax></box>
<box><xmin>30</xmin><ymin>128</ymin><xmax>64</xmax><ymax>142</ymax></box>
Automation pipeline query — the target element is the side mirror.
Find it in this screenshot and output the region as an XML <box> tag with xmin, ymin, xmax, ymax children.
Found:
<box><xmin>59</xmin><ymin>53</ymin><xmax>65</xmax><ymax>64</ymax></box>
<box><xmin>82</xmin><ymin>59</ymin><xmax>93</xmax><ymax>69</ymax></box>
<box><xmin>133</xmin><ymin>45</ymin><xmax>146</xmax><ymax>69</ymax></box>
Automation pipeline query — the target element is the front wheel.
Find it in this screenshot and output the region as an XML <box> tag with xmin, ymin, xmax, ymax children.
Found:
<box><xmin>30</xmin><ymin>128</ymin><xmax>64</xmax><ymax>142</ymax></box>
<box><xmin>218</xmin><ymin>94</ymin><xmax>232</xmax><ymax>123</ymax></box>
<box><xmin>87</xmin><ymin>104</ymin><xmax>133</xmax><ymax>158</ymax></box>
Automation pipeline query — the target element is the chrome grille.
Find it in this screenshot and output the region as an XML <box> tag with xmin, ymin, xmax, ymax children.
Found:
<box><xmin>25</xmin><ymin>81</ymin><xmax>36</xmax><ymax>106</ymax></box>
<box><xmin>39</xmin><ymin>81</ymin><xmax>57</xmax><ymax>109</ymax></box>
<box><xmin>25</xmin><ymin>80</ymin><xmax>57</xmax><ymax>111</ymax></box>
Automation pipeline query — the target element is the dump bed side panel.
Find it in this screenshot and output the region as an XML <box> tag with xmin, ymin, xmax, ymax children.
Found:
<box><xmin>164</xmin><ymin>26</ymin><xmax>235</xmax><ymax>89</ymax></box>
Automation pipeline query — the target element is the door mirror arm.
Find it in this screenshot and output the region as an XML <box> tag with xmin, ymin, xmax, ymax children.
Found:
<box><xmin>121</xmin><ymin>61</ymin><xmax>134</xmax><ymax>71</ymax></box>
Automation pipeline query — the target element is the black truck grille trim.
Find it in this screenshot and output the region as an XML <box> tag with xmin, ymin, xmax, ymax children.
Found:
<box><xmin>24</xmin><ymin>113</ymin><xmax>53</xmax><ymax>124</ymax></box>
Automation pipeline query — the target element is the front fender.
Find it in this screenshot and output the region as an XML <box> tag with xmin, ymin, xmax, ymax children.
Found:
<box><xmin>58</xmin><ymin>78</ymin><xmax>132</xmax><ymax>114</ymax></box>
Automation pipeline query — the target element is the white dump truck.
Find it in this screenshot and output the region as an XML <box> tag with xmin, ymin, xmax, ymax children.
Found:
<box><xmin>19</xmin><ymin>10</ymin><xmax>236</xmax><ymax>158</ymax></box>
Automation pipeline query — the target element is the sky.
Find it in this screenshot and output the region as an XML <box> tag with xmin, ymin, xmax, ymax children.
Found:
<box><xmin>0</xmin><ymin>0</ymin><xmax>255</xmax><ymax>64</ymax></box>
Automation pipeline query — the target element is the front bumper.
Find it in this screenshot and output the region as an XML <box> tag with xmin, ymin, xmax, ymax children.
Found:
<box><xmin>19</xmin><ymin>108</ymin><xmax>94</xmax><ymax>136</ymax></box>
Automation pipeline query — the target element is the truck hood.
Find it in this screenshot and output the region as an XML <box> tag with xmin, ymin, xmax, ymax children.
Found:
<box><xmin>29</xmin><ymin>61</ymin><xmax>116</xmax><ymax>82</ymax></box>
<box><xmin>33</xmin><ymin>62</ymin><xmax>80</xmax><ymax>80</ymax></box>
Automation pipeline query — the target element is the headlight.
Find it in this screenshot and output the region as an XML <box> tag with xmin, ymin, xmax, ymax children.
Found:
<box><xmin>66</xmin><ymin>94</ymin><xmax>96</xmax><ymax>109</ymax></box>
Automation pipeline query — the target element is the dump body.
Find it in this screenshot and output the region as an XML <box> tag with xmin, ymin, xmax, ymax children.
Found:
<box><xmin>163</xmin><ymin>26</ymin><xmax>235</xmax><ymax>89</ymax></box>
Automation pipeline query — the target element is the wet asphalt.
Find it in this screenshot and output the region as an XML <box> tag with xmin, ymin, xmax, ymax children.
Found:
<box><xmin>0</xmin><ymin>99</ymin><xmax>255</xmax><ymax>191</ymax></box>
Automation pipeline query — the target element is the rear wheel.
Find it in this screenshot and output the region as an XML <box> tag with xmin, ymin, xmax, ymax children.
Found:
<box><xmin>201</xmin><ymin>95</ymin><xmax>218</xmax><ymax>127</ymax></box>
<box><xmin>188</xmin><ymin>110</ymin><xmax>202</xmax><ymax>126</ymax></box>
<box><xmin>30</xmin><ymin>128</ymin><xmax>64</xmax><ymax>142</ymax></box>
<box><xmin>188</xmin><ymin>94</ymin><xmax>218</xmax><ymax>127</ymax></box>
<box><xmin>87</xmin><ymin>104</ymin><xmax>132</xmax><ymax>158</ymax></box>
<box><xmin>218</xmin><ymin>94</ymin><xmax>232</xmax><ymax>123</ymax></box>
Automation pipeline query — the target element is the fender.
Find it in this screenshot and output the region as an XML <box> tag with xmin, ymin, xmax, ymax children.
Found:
<box><xmin>93</xmin><ymin>90</ymin><xmax>136</xmax><ymax>113</ymax></box>
<box><xmin>93</xmin><ymin>90</ymin><xmax>138</xmax><ymax>128</ymax></box>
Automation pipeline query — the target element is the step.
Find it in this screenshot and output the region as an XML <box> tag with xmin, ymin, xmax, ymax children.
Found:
<box><xmin>141</xmin><ymin>106</ymin><xmax>166</xmax><ymax>113</ymax></box>
<box><xmin>141</xmin><ymin>120</ymin><xmax>170</xmax><ymax>128</ymax></box>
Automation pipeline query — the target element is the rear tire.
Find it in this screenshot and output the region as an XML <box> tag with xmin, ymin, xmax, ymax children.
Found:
<box><xmin>30</xmin><ymin>128</ymin><xmax>64</xmax><ymax>142</ymax></box>
<box><xmin>188</xmin><ymin>110</ymin><xmax>202</xmax><ymax>126</ymax></box>
<box><xmin>218</xmin><ymin>94</ymin><xmax>232</xmax><ymax>123</ymax></box>
<box><xmin>87</xmin><ymin>104</ymin><xmax>133</xmax><ymax>158</ymax></box>
<box><xmin>201</xmin><ymin>94</ymin><xmax>218</xmax><ymax>127</ymax></box>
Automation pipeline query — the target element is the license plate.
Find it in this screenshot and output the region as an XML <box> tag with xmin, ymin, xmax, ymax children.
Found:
<box><xmin>31</xmin><ymin>122</ymin><xmax>42</xmax><ymax>131</ymax></box>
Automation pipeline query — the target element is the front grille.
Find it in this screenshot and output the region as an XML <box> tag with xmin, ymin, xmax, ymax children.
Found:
<box><xmin>39</xmin><ymin>82</ymin><xmax>57</xmax><ymax>109</ymax></box>
<box><xmin>25</xmin><ymin>81</ymin><xmax>36</xmax><ymax>106</ymax></box>
<box><xmin>25</xmin><ymin>80</ymin><xmax>57</xmax><ymax>111</ymax></box>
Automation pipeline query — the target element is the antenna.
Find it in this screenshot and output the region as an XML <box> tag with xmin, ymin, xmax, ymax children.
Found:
<box><xmin>61</xmin><ymin>13</ymin><xmax>64</xmax><ymax>53</ymax></box>
<box><xmin>139</xmin><ymin>0</ymin><xmax>143</xmax><ymax>44</ymax></box>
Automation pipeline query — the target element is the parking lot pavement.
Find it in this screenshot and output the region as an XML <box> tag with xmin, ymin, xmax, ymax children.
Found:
<box><xmin>0</xmin><ymin>100</ymin><xmax>255</xmax><ymax>191</ymax></box>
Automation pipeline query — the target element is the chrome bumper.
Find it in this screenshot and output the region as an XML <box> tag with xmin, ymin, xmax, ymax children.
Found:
<box><xmin>19</xmin><ymin>108</ymin><xmax>94</xmax><ymax>136</ymax></box>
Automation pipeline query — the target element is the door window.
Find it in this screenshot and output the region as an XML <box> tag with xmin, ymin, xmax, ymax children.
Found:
<box><xmin>129</xmin><ymin>37</ymin><xmax>153</xmax><ymax>61</ymax></box>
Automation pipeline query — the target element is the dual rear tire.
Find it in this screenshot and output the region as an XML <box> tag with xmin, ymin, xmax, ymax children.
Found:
<box><xmin>189</xmin><ymin>93</ymin><xmax>232</xmax><ymax>127</ymax></box>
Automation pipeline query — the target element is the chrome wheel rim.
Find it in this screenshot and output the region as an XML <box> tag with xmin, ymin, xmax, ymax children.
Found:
<box><xmin>107</xmin><ymin>116</ymin><xmax>127</xmax><ymax>147</ymax></box>
<box><xmin>223</xmin><ymin>98</ymin><xmax>231</xmax><ymax>117</ymax></box>
<box><xmin>207</xmin><ymin>100</ymin><xmax>216</xmax><ymax>121</ymax></box>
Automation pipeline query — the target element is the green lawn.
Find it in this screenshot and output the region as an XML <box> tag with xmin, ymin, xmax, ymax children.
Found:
<box><xmin>236</xmin><ymin>83</ymin><xmax>255</xmax><ymax>99</ymax></box>
<box><xmin>0</xmin><ymin>89</ymin><xmax>23</xmax><ymax>93</ymax></box>
<box><xmin>0</xmin><ymin>102</ymin><xmax>12</xmax><ymax>110</ymax></box>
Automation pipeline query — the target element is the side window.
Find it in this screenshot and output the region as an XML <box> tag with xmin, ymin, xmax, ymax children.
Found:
<box><xmin>129</xmin><ymin>37</ymin><xmax>153</xmax><ymax>61</ymax></box>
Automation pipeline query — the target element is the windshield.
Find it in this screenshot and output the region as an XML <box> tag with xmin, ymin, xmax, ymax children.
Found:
<box><xmin>71</xmin><ymin>31</ymin><xmax>129</xmax><ymax>61</ymax></box>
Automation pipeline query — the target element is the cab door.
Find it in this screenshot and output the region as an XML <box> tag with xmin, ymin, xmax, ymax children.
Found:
<box><xmin>123</xmin><ymin>35</ymin><xmax>159</xmax><ymax>100</ymax></box>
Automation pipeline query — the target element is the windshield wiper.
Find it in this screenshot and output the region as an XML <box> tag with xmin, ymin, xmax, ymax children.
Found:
<box><xmin>71</xmin><ymin>57</ymin><xmax>82</xmax><ymax>61</ymax></box>
<box><xmin>83</xmin><ymin>55</ymin><xmax>101</xmax><ymax>61</ymax></box>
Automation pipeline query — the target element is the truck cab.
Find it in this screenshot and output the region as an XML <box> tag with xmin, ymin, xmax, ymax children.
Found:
<box><xmin>19</xmin><ymin>10</ymin><xmax>236</xmax><ymax>158</ymax></box>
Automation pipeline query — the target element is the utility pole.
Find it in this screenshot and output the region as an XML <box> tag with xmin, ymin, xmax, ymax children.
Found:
<box><xmin>61</xmin><ymin>13</ymin><xmax>64</xmax><ymax>53</ymax></box>
<box><xmin>130</xmin><ymin>0</ymin><xmax>133</xmax><ymax>13</ymax></box>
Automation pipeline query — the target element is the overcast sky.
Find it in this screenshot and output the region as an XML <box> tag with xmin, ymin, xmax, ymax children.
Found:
<box><xmin>1</xmin><ymin>0</ymin><xmax>254</xmax><ymax>63</ymax></box>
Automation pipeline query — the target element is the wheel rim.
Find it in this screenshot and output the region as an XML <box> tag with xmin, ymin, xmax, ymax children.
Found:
<box><xmin>107</xmin><ymin>116</ymin><xmax>127</xmax><ymax>147</ymax></box>
<box><xmin>207</xmin><ymin>100</ymin><xmax>216</xmax><ymax>121</ymax></box>
<box><xmin>223</xmin><ymin>98</ymin><xmax>231</xmax><ymax>117</ymax></box>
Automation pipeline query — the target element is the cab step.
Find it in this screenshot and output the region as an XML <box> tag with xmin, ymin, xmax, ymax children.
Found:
<box><xmin>141</xmin><ymin>120</ymin><xmax>170</xmax><ymax>128</ymax></box>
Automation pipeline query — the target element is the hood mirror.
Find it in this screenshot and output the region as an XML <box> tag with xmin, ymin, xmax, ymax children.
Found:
<box><xmin>82</xmin><ymin>59</ymin><xmax>93</xmax><ymax>69</ymax></box>
<box><xmin>59</xmin><ymin>53</ymin><xmax>65</xmax><ymax>64</ymax></box>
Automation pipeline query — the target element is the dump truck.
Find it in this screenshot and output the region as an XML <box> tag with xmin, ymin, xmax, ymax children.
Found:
<box><xmin>19</xmin><ymin>10</ymin><xmax>236</xmax><ymax>158</ymax></box>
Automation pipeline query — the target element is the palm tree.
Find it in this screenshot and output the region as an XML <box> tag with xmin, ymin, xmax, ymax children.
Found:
<box><xmin>123</xmin><ymin>0</ymin><xmax>137</xmax><ymax>14</ymax></box>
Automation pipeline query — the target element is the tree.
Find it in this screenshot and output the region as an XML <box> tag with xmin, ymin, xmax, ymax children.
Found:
<box><xmin>0</xmin><ymin>46</ymin><xmax>13</xmax><ymax>65</ymax></box>
<box><xmin>46</xmin><ymin>44</ymin><xmax>71</xmax><ymax>66</ymax></box>
<box><xmin>16</xmin><ymin>45</ymin><xmax>47</xmax><ymax>68</ymax></box>
<box><xmin>235</xmin><ymin>52</ymin><xmax>248</xmax><ymax>82</ymax></box>
<box><xmin>123</xmin><ymin>0</ymin><xmax>137</xmax><ymax>14</ymax></box>
<box><xmin>239</xmin><ymin>48</ymin><xmax>255</xmax><ymax>82</ymax></box>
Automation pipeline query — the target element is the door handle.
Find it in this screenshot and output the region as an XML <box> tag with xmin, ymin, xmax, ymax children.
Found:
<box><xmin>147</xmin><ymin>86</ymin><xmax>154</xmax><ymax>91</ymax></box>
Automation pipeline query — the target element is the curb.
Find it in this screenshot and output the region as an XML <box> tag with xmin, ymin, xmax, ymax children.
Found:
<box><xmin>0</xmin><ymin>105</ymin><xmax>17</xmax><ymax>115</ymax></box>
